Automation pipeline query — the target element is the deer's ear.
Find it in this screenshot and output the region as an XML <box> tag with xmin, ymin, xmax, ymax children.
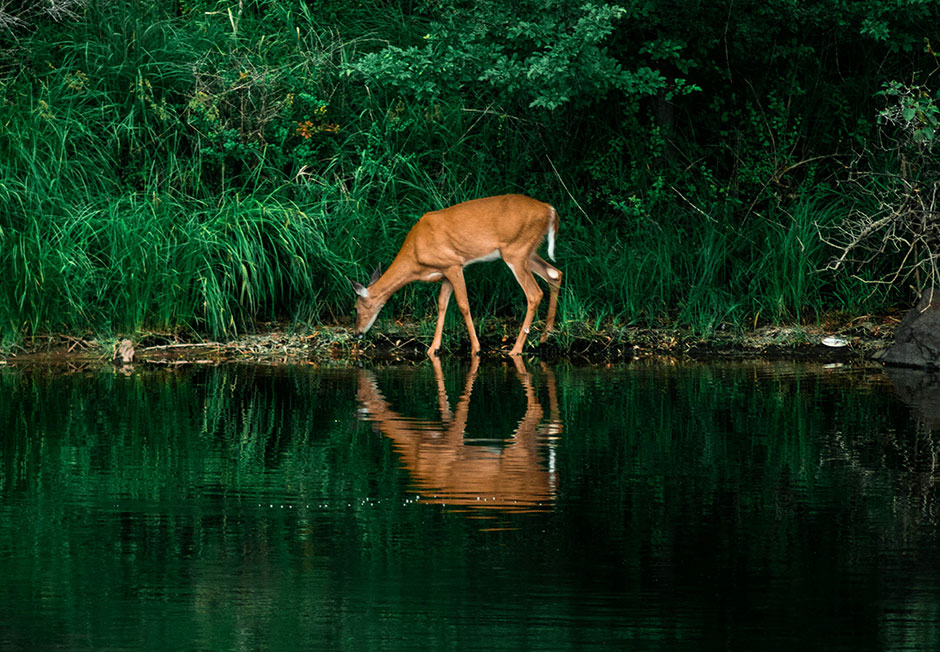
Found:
<box><xmin>369</xmin><ymin>265</ymin><xmax>383</xmax><ymax>286</ymax></box>
<box><xmin>349</xmin><ymin>278</ymin><xmax>369</xmax><ymax>298</ymax></box>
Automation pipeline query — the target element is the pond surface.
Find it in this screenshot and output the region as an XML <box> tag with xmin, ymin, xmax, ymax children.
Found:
<box><xmin>2</xmin><ymin>358</ymin><xmax>940</xmax><ymax>651</ymax></box>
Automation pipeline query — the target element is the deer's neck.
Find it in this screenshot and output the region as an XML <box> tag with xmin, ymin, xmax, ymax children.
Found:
<box><xmin>371</xmin><ymin>255</ymin><xmax>421</xmax><ymax>303</ymax></box>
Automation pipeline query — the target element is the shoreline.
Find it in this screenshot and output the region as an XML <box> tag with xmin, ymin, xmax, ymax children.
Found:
<box><xmin>0</xmin><ymin>315</ymin><xmax>900</xmax><ymax>367</ymax></box>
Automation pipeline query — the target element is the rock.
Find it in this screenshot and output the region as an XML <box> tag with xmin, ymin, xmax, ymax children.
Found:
<box><xmin>880</xmin><ymin>290</ymin><xmax>940</xmax><ymax>370</ymax></box>
<box><xmin>116</xmin><ymin>339</ymin><xmax>135</xmax><ymax>364</ymax></box>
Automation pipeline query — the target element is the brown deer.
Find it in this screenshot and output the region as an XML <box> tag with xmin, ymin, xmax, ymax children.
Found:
<box><xmin>350</xmin><ymin>195</ymin><xmax>562</xmax><ymax>357</ymax></box>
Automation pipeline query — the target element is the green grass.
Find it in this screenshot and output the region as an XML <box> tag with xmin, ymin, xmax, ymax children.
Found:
<box><xmin>0</xmin><ymin>190</ymin><xmax>343</xmax><ymax>338</ymax></box>
<box><xmin>0</xmin><ymin>2</ymin><xmax>900</xmax><ymax>345</ymax></box>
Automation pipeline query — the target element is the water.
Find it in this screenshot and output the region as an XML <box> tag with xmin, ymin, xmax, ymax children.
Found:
<box><xmin>1</xmin><ymin>359</ymin><xmax>940</xmax><ymax>650</ymax></box>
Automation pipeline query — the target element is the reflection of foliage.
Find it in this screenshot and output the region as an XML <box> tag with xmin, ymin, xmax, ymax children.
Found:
<box><xmin>3</xmin><ymin>362</ymin><xmax>937</xmax><ymax>529</ymax></box>
<box><xmin>2</xmin><ymin>363</ymin><xmax>940</xmax><ymax>648</ymax></box>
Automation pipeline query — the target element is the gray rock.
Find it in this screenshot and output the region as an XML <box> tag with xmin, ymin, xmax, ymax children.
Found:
<box><xmin>881</xmin><ymin>290</ymin><xmax>940</xmax><ymax>370</ymax></box>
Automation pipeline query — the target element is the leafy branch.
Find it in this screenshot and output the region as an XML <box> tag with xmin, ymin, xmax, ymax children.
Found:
<box><xmin>824</xmin><ymin>78</ymin><xmax>940</xmax><ymax>296</ymax></box>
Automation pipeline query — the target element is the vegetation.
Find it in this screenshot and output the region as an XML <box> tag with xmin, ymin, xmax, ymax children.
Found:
<box><xmin>1</xmin><ymin>0</ymin><xmax>938</xmax><ymax>346</ymax></box>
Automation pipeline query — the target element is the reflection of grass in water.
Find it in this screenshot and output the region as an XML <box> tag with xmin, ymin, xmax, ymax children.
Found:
<box><xmin>0</xmin><ymin>362</ymin><xmax>927</xmax><ymax>518</ymax></box>
<box><xmin>1</xmin><ymin>362</ymin><xmax>939</xmax><ymax>648</ymax></box>
<box><xmin>558</xmin><ymin>362</ymin><xmax>939</xmax><ymax>561</ymax></box>
<box><xmin>0</xmin><ymin>363</ymin><xmax>934</xmax><ymax>553</ymax></box>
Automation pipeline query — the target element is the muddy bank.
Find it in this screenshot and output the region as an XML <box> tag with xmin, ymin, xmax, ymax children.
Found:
<box><xmin>0</xmin><ymin>314</ymin><xmax>900</xmax><ymax>367</ymax></box>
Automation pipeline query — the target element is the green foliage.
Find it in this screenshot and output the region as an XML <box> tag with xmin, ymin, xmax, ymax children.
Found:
<box><xmin>1</xmin><ymin>0</ymin><xmax>937</xmax><ymax>342</ymax></box>
<box><xmin>350</xmin><ymin>1</ymin><xmax>669</xmax><ymax>110</ymax></box>
<box><xmin>0</xmin><ymin>190</ymin><xmax>340</xmax><ymax>337</ymax></box>
<box><xmin>877</xmin><ymin>80</ymin><xmax>940</xmax><ymax>150</ymax></box>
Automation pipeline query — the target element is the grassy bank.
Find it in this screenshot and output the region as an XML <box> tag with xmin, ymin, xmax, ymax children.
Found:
<box><xmin>0</xmin><ymin>312</ymin><xmax>899</xmax><ymax>367</ymax></box>
<box><xmin>2</xmin><ymin>2</ymin><xmax>928</xmax><ymax>348</ymax></box>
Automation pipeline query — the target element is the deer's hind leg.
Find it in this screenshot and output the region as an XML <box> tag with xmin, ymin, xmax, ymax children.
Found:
<box><xmin>530</xmin><ymin>254</ymin><xmax>562</xmax><ymax>342</ymax></box>
<box><xmin>504</xmin><ymin>256</ymin><xmax>544</xmax><ymax>356</ymax></box>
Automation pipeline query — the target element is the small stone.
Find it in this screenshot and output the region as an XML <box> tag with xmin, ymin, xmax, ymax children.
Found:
<box><xmin>116</xmin><ymin>339</ymin><xmax>135</xmax><ymax>364</ymax></box>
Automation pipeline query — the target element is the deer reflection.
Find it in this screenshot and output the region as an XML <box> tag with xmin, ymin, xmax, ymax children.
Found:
<box><xmin>356</xmin><ymin>357</ymin><xmax>562</xmax><ymax>511</ymax></box>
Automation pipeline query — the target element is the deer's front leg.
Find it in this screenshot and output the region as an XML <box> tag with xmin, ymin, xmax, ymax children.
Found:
<box><xmin>444</xmin><ymin>268</ymin><xmax>481</xmax><ymax>356</ymax></box>
<box><xmin>428</xmin><ymin>280</ymin><xmax>453</xmax><ymax>358</ymax></box>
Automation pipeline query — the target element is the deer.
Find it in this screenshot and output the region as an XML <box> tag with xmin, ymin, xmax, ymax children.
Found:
<box><xmin>349</xmin><ymin>194</ymin><xmax>563</xmax><ymax>357</ymax></box>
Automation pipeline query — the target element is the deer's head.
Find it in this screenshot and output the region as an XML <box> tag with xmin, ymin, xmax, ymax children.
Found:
<box><xmin>349</xmin><ymin>265</ymin><xmax>384</xmax><ymax>338</ymax></box>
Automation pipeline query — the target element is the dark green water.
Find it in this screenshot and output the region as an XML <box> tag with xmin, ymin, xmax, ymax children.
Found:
<box><xmin>2</xmin><ymin>359</ymin><xmax>940</xmax><ymax>651</ymax></box>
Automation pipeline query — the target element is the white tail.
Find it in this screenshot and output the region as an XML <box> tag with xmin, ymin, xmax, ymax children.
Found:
<box><xmin>547</xmin><ymin>206</ymin><xmax>558</xmax><ymax>262</ymax></box>
<box><xmin>349</xmin><ymin>194</ymin><xmax>563</xmax><ymax>357</ymax></box>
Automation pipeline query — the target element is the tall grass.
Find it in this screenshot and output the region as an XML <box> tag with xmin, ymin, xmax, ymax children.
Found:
<box><xmin>553</xmin><ymin>189</ymin><xmax>894</xmax><ymax>336</ymax></box>
<box><xmin>0</xmin><ymin>191</ymin><xmax>343</xmax><ymax>338</ymax></box>
<box><xmin>0</xmin><ymin>2</ymin><xmax>896</xmax><ymax>344</ymax></box>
